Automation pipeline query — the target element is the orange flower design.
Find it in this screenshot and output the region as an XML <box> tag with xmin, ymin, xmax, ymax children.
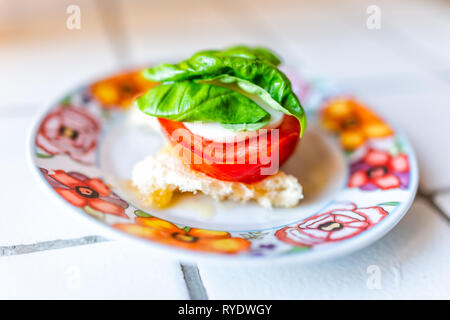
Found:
<box><xmin>321</xmin><ymin>98</ymin><xmax>392</xmax><ymax>150</ymax></box>
<box><xmin>115</xmin><ymin>217</ymin><xmax>251</xmax><ymax>254</ymax></box>
<box><xmin>40</xmin><ymin>168</ymin><xmax>129</xmax><ymax>219</ymax></box>
<box><xmin>91</xmin><ymin>70</ymin><xmax>157</xmax><ymax>109</ymax></box>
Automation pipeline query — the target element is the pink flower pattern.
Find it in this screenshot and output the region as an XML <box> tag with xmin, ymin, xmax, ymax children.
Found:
<box><xmin>275</xmin><ymin>202</ymin><xmax>388</xmax><ymax>247</ymax></box>
<box><xmin>36</xmin><ymin>106</ymin><xmax>100</xmax><ymax>164</ymax></box>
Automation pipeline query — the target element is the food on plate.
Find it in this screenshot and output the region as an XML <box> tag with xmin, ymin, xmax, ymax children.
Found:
<box><xmin>133</xmin><ymin>144</ymin><xmax>303</xmax><ymax>208</ymax></box>
<box><xmin>131</xmin><ymin>45</ymin><xmax>307</xmax><ymax>208</ymax></box>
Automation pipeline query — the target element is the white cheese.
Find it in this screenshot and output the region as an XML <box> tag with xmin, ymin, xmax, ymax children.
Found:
<box><xmin>184</xmin><ymin>109</ymin><xmax>284</xmax><ymax>142</ymax></box>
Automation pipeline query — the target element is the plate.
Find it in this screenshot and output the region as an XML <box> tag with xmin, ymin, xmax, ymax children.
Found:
<box><xmin>28</xmin><ymin>68</ymin><xmax>418</xmax><ymax>264</ymax></box>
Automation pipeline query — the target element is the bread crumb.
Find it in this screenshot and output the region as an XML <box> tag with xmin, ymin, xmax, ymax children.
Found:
<box><xmin>132</xmin><ymin>145</ymin><xmax>303</xmax><ymax>208</ymax></box>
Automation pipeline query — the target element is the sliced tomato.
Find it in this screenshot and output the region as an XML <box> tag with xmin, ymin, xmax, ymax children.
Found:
<box><xmin>158</xmin><ymin>115</ymin><xmax>300</xmax><ymax>184</ymax></box>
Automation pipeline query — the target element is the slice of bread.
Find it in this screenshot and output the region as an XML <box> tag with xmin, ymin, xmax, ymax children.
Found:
<box><xmin>132</xmin><ymin>145</ymin><xmax>303</xmax><ymax>208</ymax></box>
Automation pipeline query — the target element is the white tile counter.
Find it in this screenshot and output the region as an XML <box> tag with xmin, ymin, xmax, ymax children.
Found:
<box><xmin>0</xmin><ymin>0</ymin><xmax>449</xmax><ymax>299</ymax></box>
<box><xmin>0</xmin><ymin>241</ymin><xmax>188</xmax><ymax>299</ymax></box>
<box><xmin>198</xmin><ymin>199</ymin><xmax>450</xmax><ymax>300</ymax></box>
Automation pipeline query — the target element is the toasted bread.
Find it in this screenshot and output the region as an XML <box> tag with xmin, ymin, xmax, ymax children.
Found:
<box><xmin>132</xmin><ymin>145</ymin><xmax>303</xmax><ymax>208</ymax></box>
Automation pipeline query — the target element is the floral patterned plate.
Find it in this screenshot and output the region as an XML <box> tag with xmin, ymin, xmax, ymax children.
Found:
<box><xmin>28</xmin><ymin>68</ymin><xmax>418</xmax><ymax>264</ymax></box>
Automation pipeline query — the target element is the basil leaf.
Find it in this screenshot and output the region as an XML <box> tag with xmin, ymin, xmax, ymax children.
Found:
<box><xmin>198</xmin><ymin>74</ymin><xmax>291</xmax><ymax>115</ymax></box>
<box><xmin>143</xmin><ymin>50</ymin><xmax>306</xmax><ymax>136</ymax></box>
<box><xmin>195</xmin><ymin>45</ymin><xmax>281</xmax><ymax>66</ymax></box>
<box><xmin>137</xmin><ymin>81</ymin><xmax>270</xmax><ymax>130</ymax></box>
<box><xmin>223</xmin><ymin>46</ymin><xmax>282</xmax><ymax>65</ymax></box>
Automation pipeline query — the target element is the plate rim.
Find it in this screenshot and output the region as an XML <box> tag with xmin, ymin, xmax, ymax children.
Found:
<box><xmin>26</xmin><ymin>72</ymin><xmax>419</xmax><ymax>265</ymax></box>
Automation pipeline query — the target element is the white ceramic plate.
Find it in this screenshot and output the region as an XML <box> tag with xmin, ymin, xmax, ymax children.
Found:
<box><xmin>28</xmin><ymin>68</ymin><xmax>418</xmax><ymax>264</ymax></box>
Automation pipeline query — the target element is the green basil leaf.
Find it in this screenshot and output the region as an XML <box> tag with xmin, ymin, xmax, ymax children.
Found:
<box><xmin>137</xmin><ymin>81</ymin><xmax>270</xmax><ymax>130</ymax></box>
<box><xmin>195</xmin><ymin>45</ymin><xmax>281</xmax><ymax>66</ymax></box>
<box><xmin>198</xmin><ymin>74</ymin><xmax>291</xmax><ymax>115</ymax></box>
<box><xmin>143</xmin><ymin>50</ymin><xmax>306</xmax><ymax>136</ymax></box>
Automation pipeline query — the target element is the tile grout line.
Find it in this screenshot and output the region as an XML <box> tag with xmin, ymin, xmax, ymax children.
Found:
<box><xmin>426</xmin><ymin>186</ymin><xmax>450</xmax><ymax>195</ymax></box>
<box><xmin>94</xmin><ymin>0</ymin><xmax>207</xmax><ymax>300</ymax></box>
<box><xmin>0</xmin><ymin>1</ymin><xmax>118</xmax><ymax>259</ymax></box>
<box><xmin>180</xmin><ymin>263</ymin><xmax>209</xmax><ymax>300</ymax></box>
<box><xmin>418</xmin><ymin>189</ymin><xmax>450</xmax><ymax>223</ymax></box>
<box><xmin>94</xmin><ymin>0</ymin><xmax>131</xmax><ymax>67</ymax></box>
<box><xmin>177</xmin><ymin>0</ymin><xmax>282</xmax><ymax>301</ymax></box>
<box><xmin>0</xmin><ymin>236</ymin><xmax>108</xmax><ymax>257</ymax></box>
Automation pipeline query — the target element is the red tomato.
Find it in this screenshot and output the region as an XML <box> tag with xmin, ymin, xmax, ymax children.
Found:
<box><xmin>158</xmin><ymin>115</ymin><xmax>300</xmax><ymax>184</ymax></box>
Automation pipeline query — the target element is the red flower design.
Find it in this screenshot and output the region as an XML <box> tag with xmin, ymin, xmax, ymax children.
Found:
<box><xmin>275</xmin><ymin>202</ymin><xmax>388</xmax><ymax>247</ymax></box>
<box><xmin>40</xmin><ymin>168</ymin><xmax>128</xmax><ymax>219</ymax></box>
<box><xmin>348</xmin><ymin>149</ymin><xmax>410</xmax><ymax>190</ymax></box>
<box><xmin>36</xmin><ymin>106</ymin><xmax>100</xmax><ymax>164</ymax></box>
